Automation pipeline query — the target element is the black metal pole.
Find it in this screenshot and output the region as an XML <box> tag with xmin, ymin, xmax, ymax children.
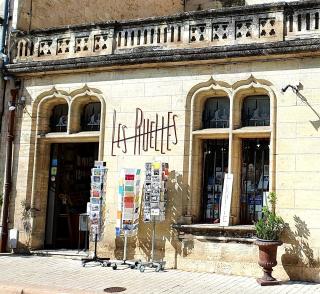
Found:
<box><xmin>93</xmin><ymin>233</ymin><xmax>97</xmax><ymax>259</ymax></box>
<box><xmin>0</xmin><ymin>89</ymin><xmax>17</xmax><ymax>253</ymax></box>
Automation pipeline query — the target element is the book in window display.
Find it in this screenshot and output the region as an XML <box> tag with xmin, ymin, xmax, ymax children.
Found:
<box><xmin>205</xmin><ymin>173</ymin><xmax>224</xmax><ymax>223</ymax></box>
<box><xmin>258</xmin><ymin>174</ymin><xmax>269</xmax><ymax>191</ymax></box>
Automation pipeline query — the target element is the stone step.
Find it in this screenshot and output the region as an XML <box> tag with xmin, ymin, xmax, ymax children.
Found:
<box><xmin>30</xmin><ymin>249</ymin><xmax>89</xmax><ymax>260</ymax></box>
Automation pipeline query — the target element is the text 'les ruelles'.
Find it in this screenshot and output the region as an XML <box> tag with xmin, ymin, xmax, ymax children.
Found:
<box><xmin>111</xmin><ymin>108</ymin><xmax>178</xmax><ymax>156</ymax></box>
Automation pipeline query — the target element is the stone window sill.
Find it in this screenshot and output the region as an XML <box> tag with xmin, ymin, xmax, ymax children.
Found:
<box><xmin>38</xmin><ymin>131</ymin><xmax>100</xmax><ymax>141</ymax></box>
<box><xmin>172</xmin><ymin>224</ymin><xmax>256</xmax><ymax>244</ymax></box>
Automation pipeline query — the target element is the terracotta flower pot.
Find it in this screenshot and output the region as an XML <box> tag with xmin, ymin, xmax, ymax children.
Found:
<box><xmin>254</xmin><ymin>239</ymin><xmax>283</xmax><ymax>286</ymax></box>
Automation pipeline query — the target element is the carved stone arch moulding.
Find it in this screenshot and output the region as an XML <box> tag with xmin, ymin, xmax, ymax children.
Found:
<box><xmin>69</xmin><ymin>84</ymin><xmax>103</xmax><ymax>99</ymax></box>
<box><xmin>35</xmin><ymin>87</ymin><xmax>71</xmax><ymax>135</ymax></box>
<box><xmin>34</xmin><ymin>85</ymin><xmax>106</xmax><ymax>135</ymax></box>
<box><xmin>69</xmin><ymin>84</ymin><xmax>106</xmax><ymax>133</ymax></box>
<box><xmin>232</xmin><ymin>74</ymin><xmax>273</xmax><ymax>90</ymax></box>
<box><xmin>231</xmin><ymin>74</ymin><xmax>276</xmax><ymax>129</ymax></box>
<box><xmin>187</xmin><ymin>77</ymin><xmax>233</xmax><ymax>131</ymax></box>
<box><xmin>32</xmin><ymin>87</ymin><xmax>69</xmax><ymax>115</ymax></box>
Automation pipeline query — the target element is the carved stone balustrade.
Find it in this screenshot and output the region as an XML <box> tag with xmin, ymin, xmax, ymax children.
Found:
<box><xmin>285</xmin><ymin>4</ymin><xmax>320</xmax><ymax>40</ymax></box>
<box><xmin>9</xmin><ymin>1</ymin><xmax>320</xmax><ymax>71</ymax></box>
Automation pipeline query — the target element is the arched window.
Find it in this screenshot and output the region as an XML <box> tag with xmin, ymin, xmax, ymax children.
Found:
<box><xmin>188</xmin><ymin>79</ymin><xmax>275</xmax><ymax>227</ymax></box>
<box><xmin>49</xmin><ymin>104</ymin><xmax>68</xmax><ymax>132</ymax></box>
<box><xmin>202</xmin><ymin>97</ymin><xmax>230</xmax><ymax>128</ymax></box>
<box><xmin>81</xmin><ymin>102</ymin><xmax>101</xmax><ymax>131</ymax></box>
<box><xmin>241</xmin><ymin>95</ymin><xmax>270</xmax><ymax>127</ymax></box>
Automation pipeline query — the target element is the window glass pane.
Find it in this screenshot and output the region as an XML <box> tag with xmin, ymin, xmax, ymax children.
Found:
<box><xmin>202</xmin><ymin>97</ymin><xmax>229</xmax><ymax>129</ymax></box>
<box><xmin>202</xmin><ymin>139</ymin><xmax>229</xmax><ymax>223</ymax></box>
<box><xmin>240</xmin><ymin>138</ymin><xmax>270</xmax><ymax>224</ymax></box>
<box><xmin>81</xmin><ymin>102</ymin><xmax>101</xmax><ymax>131</ymax></box>
<box><xmin>242</xmin><ymin>95</ymin><xmax>270</xmax><ymax>127</ymax></box>
<box><xmin>50</xmin><ymin>104</ymin><xmax>68</xmax><ymax>132</ymax></box>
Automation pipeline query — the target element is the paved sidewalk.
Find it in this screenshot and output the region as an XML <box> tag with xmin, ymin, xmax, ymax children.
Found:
<box><xmin>0</xmin><ymin>255</ymin><xmax>319</xmax><ymax>294</ymax></box>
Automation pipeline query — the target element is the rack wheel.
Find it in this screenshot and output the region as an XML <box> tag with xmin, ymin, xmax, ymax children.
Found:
<box><xmin>155</xmin><ymin>265</ymin><xmax>161</xmax><ymax>272</ymax></box>
<box><xmin>82</xmin><ymin>263</ymin><xmax>85</xmax><ymax>267</ymax></box>
<box><xmin>139</xmin><ymin>265</ymin><xmax>145</xmax><ymax>273</ymax></box>
<box><xmin>135</xmin><ymin>261</ymin><xmax>139</xmax><ymax>266</ymax></box>
<box><xmin>112</xmin><ymin>264</ymin><xmax>117</xmax><ymax>270</ymax></box>
<box><xmin>130</xmin><ymin>264</ymin><xmax>136</xmax><ymax>269</ymax></box>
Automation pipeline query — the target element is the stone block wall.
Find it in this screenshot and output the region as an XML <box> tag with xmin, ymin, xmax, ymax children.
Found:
<box><xmin>15</xmin><ymin>0</ymin><xmax>299</xmax><ymax>31</ymax></box>
<box><xmin>16</xmin><ymin>0</ymin><xmax>184</xmax><ymax>31</ymax></box>
<box><xmin>8</xmin><ymin>55</ymin><xmax>320</xmax><ymax>282</ymax></box>
<box><xmin>185</xmin><ymin>0</ymin><xmax>245</xmax><ymax>11</ymax></box>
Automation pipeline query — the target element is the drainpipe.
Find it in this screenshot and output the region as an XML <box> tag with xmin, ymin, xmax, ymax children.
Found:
<box><xmin>0</xmin><ymin>0</ymin><xmax>11</xmax><ymax>252</ymax></box>
<box><xmin>0</xmin><ymin>0</ymin><xmax>10</xmax><ymax>55</ymax></box>
<box><xmin>0</xmin><ymin>88</ymin><xmax>18</xmax><ymax>252</ymax></box>
<box><xmin>0</xmin><ymin>0</ymin><xmax>10</xmax><ymax>130</ymax></box>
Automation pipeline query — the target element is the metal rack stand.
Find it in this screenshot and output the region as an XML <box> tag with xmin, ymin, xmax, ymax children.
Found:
<box><xmin>138</xmin><ymin>220</ymin><xmax>165</xmax><ymax>272</ymax></box>
<box><xmin>81</xmin><ymin>233</ymin><xmax>110</xmax><ymax>267</ymax></box>
<box><xmin>108</xmin><ymin>231</ymin><xmax>140</xmax><ymax>270</ymax></box>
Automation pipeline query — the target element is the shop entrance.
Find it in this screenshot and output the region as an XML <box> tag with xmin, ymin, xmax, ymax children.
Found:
<box><xmin>45</xmin><ymin>142</ymin><xmax>99</xmax><ymax>249</ymax></box>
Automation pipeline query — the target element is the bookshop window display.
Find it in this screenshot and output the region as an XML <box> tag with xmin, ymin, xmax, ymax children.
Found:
<box><xmin>240</xmin><ymin>138</ymin><xmax>269</xmax><ymax>224</ymax></box>
<box><xmin>202</xmin><ymin>139</ymin><xmax>228</xmax><ymax>223</ymax></box>
<box><xmin>198</xmin><ymin>94</ymin><xmax>271</xmax><ymax>225</ymax></box>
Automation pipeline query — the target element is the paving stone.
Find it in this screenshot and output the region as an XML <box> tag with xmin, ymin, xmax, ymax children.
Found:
<box><xmin>0</xmin><ymin>255</ymin><xmax>319</xmax><ymax>294</ymax></box>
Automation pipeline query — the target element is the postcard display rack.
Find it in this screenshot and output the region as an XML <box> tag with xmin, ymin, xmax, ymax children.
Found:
<box><xmin>81</xmin><ymin>162</ymin><xmax>110</xmax><ymax>267</ymax></box>
<box><xmin>108</xmin><ymin>168</ymin><xmax>142</xmax><ymax>270</ymax></box>
<box><xmin>138</xmin><ymin>161</ymin><xmax>169</xmax><ymax>272</ymax></box>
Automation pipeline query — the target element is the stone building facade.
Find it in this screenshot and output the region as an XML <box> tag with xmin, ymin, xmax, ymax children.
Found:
<box><xmin>1</xmin><ymin>0</ymin><xmax>320</xmax><ymax>283</ymax></box>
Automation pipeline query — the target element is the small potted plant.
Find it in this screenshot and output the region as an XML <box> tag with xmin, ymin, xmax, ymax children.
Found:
<box><xmin>254</xmin><ymin>192</ymin><xmax>285</xmax><ymax>286</ymax></box>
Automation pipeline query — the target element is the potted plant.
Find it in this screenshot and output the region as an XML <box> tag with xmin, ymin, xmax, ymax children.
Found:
<box><xmin>254</xmin><ymin>192</ymin><xmax>285</xmax><ymax>286</ymax></box>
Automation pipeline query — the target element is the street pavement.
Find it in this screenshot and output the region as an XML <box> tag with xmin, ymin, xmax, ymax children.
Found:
<box><xmin>0</xmin><ymin>254</ymin><xmax>319</xmax><ymax>294</ymax></box>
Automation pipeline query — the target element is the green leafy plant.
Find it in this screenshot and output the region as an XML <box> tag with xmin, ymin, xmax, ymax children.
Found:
<box><xmin>255</xmin><ymin>192</ymin><xmax>285</xmax><ymax>241</ymax></box>
<box><xmin>21</xmin><ymin>200</ymin><xmax>32</xmax><ymax>249</ymax></box>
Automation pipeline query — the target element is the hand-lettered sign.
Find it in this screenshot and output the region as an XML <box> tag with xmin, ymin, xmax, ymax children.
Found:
<box><xmin>111</xmin><ymin>108</ymin><xmax>178</xmax><ymax>156</ymax></box>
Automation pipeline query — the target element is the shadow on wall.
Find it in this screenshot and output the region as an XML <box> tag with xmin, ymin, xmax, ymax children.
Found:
<box><xmin>113</xmin><ymin>235</ymin><xmax>138</xmax><ymax>261</ymax></box>
<box><xmin>135</xmin><ymin>170</ymin><xmax>194</xmax><ymax>267</ymax></box>
<box><xmin>281</xmin><ymin>215</ymin><xmax>320</xmax><ymax>282</ymax></box>
<box><xmin>295</xmin><ymin>90</ymin><xmax>320</xmax><ymax>131</ymax></box>
<box><xmin>163</xmin><ymin>170</ymin><xmax>194</xmax><ymax>262</ymax></box>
